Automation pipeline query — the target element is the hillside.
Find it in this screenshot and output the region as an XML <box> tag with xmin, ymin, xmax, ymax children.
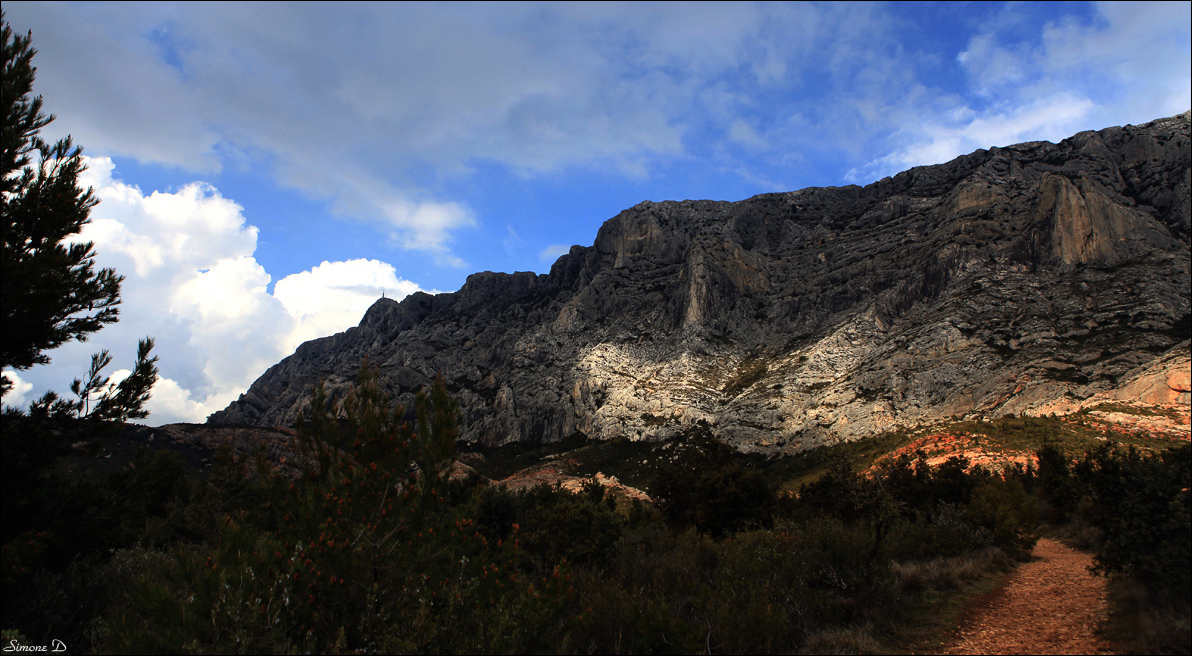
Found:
<box><xmin>209</xmin><ymin>112</ymin><xmax>1191</xmax><ymax>454</ymax></box>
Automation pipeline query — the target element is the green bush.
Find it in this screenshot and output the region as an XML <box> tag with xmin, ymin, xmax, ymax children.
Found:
<box><xmin>518</xmin><ymin>481</ymin><xmax>624</xmax><ymax>568</ymax></box>
<box><xmin>968</xmin><ymin>477</ymin><xmax>1039</xmax><ymax>559</ymax></box>
<box><xmin>1076</xmin><ymin>444</ymin><xmax>1191</xmax><ymax>601</ymax></box>
<box><xmin>651</xmin><ymin>437</ymin><xmax>775</xmax><ymax>537</ymax></box>
<box><xmin>883</xmin><ymin>503</ymin><xmax>993</xmax><ymax>561</ymax></box>
<box><xmin>560</xmin><ymin>517</ymin><xmax>907</xmax><ymax>654</ymax></box>
<box><xmin>1036</xmin><ymin>441</ymin><xmax>1079</xmax><ymax>522</ymax></box>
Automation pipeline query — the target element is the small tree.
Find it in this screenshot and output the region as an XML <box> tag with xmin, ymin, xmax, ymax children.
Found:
<box><xmin>1</xmin><ymin>13</ymin><xmax>123</xmax><ymax>398</ymax></box>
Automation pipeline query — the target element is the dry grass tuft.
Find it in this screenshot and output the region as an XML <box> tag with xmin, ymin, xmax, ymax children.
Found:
<box><xmin>799</xmin><ymin>623</ymin><xmax>883</xmax><ymax>655</ymax></box>
<box><xmin>892</xmin><ymin>548</ymin><xmax>1005</xmax><ymax>592</ymax></box>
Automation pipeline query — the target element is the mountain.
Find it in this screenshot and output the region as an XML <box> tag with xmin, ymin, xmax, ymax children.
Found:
<box><xmin>209</xmin><ymin>112</ymin><xmax>1191</xmax><ymax>454</ymax></box>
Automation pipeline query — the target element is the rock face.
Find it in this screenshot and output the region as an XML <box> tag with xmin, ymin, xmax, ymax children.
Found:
<box><xmin>209</xmin><ymin>112</ymin><xmax>1192</xmax><ymax>454</ymax></box>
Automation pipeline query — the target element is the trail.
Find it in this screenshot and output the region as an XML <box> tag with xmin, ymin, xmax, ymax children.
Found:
<box><xmin>943</xmin><ymin>538</ymin><xmax>1116</xmax><ymax>655</ymax></box>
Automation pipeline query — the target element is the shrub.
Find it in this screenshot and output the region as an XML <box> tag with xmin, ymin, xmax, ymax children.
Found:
<box><xmin>518</xmin><ymin>481</ymin><xmax>624</xmax><ymax>568</ymax></box>
<box><xmin>1077</xmin><ymin>444</ymin><xmax>1191</xmax><ymax>601</ymax></box>
<box><xmin>651</xmin><ymin>437</ymin><xmax>775</xmax><ymax>537</ymax></box>
<box><xmin>1036</xmin><ymin>441</ymin><xmax>1079</xmax><ymax>522</ymax></box>
<box><xmin>967</xmin><ymin>477</ymin><xmax>1039</xmax><ymax>559</ymax></box>
<box><xmin>883</xmin><ymin>503</ymin><xmax>992</xmax><ymax>561</ymax></box>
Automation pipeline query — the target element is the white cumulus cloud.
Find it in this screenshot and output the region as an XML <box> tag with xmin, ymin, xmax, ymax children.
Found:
<box><xmin>7</xmin><ymin>158</ymin><xmax>426</xmax><ymax>425</ymax></box>
<box><xmin>1</xmin><ymin>369</ymin><xmax>35</xmax><ymax>408</ymax></box>
<box><xmin>273</xmin><ymin>259</ymin><xmax>428</xmax><ymax>354</ymax></box>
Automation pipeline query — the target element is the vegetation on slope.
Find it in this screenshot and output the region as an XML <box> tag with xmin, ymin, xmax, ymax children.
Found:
<box><xmin>4</xmin><ymin>364</ymin><xmax>1188</xmax><ymax>653</ymax></box>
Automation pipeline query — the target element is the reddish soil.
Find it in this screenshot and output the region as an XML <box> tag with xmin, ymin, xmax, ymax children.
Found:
<box><xmin>943</xmin><ymin>538</ymin><xmax>1117</xmax><ymax>655</ymax></box>
<box><xmin>871</xmin><ymin>431</ymin><xmax>1037</xmax><ymax>475</ymax></box>
<box><xmin>485</xmin><ymin>457</ymin><xmax>652</xmax><ymax>501</ymax></box>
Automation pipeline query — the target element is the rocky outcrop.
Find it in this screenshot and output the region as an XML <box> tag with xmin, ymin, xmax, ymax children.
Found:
<box><xmin>209</xmin><ymin>112</ymin><xmax>1192</xmax><ymax>454</ymax></box>
<box><xmin>1089</xmin><ymin>344</ymin><xmax>1192</xmax><ymax>407</ymax></box>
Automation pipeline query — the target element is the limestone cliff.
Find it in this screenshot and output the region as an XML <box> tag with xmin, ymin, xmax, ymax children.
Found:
<box><xmin>209</xmin><ymin>112</ymin><xmax>1191</xmax><ymax>454</ymax></box>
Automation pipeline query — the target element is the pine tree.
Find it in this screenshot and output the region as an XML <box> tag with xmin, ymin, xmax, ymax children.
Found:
<box><xmin>2</xmin><ymin>13</ymin><xmax>156</xmax><ymax>422</ymax></box>
<box><xmin>1</xmin><ymin>12</ymin><xmax>122</xmax><ymax>398</ymax></box>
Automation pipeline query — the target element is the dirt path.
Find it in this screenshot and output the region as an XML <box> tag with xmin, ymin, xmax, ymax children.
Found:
<box><xmin>943</xmin><ymin>538</ymin><xmax>1116</xmax><ymax>655</ymax></box>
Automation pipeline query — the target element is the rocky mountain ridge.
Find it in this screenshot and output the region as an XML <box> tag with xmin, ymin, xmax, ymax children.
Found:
<box><xmin>209</xmin><ymin>112</ymin><xmax>1191</xmax><ymax>454</ymax></box>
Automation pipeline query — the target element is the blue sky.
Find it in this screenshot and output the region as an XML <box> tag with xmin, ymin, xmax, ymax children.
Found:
<box><xmin>3</xmin><ymin>1</ymin><xmax>1190</xmax><ymax>425</ymax></box>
